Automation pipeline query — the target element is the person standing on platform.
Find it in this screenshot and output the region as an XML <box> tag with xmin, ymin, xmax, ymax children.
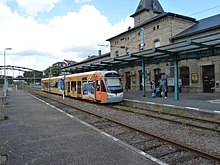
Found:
<box><xmin>151</xmin><ymin>80</ymin><xmax>156</xmax><ymax>98</ymax></box>
<box><xmin>156</xmin><ymin>81</ymin><xmax>161</xmax><ymax>97</ymax></box>
<box><xmin>125</xmin><ymin>82</ymin><xmax>129</xmax><ymax>92</ymax></box>
<box><xmin>162</xmin><ymin>84</ymin><xmax>168</xmax><ymax>98</ymax></box>
<box><xmin>160</xmin><ymin>77</ymin><xmax>168</xmax><ymax>98</ymax></box>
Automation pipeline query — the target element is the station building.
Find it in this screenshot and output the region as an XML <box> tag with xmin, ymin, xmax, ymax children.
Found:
<box><xmin>61</xmin><ymin>0</ymin><xmax>220</xmax><ymax>93</ymax></box>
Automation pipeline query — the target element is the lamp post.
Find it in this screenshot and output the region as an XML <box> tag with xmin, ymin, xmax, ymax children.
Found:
<box><xmin>3</xmin><ymin>48</ymin><xmax>12</xmax><ymax>97</ymax></box>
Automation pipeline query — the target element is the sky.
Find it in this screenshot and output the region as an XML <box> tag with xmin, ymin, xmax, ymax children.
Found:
<box><xmin>0</xmin><ymin>0</ymin><xmax>220</xmax><ymax>76</ymax></box>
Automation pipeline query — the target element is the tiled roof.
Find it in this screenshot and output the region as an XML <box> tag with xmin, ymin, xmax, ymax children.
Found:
<box><xmin>131</xmin><ymin>0</ymin><xmax>164</xmax><ymax>17</ymax></box>
<box><xmin>107</xmin><ymin>12</ymin><xmax>196</xmax><ymax>41</ymax></box>
<box><xmin>172</xmin><ymin>14</ymin><xmax>220</xmax><ymax>40</ymax></box>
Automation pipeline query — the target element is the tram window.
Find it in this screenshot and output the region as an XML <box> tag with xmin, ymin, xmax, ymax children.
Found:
<box><xmin>43</xmin><ymin>82</ymin><xmax>47</xmax><ymax>88</ymax></box>
<box><xmin>82</xmin><ymin>77</ymin><xmax>87</xmax><ymax>83</ymax></box>
<box><xmin>50</xmin><ymin>82</ymin><xmax>58</xmax><ymax>88</ymax></box>
<box><xmin>77</xmin><ymin>81</ymin><xmax>81</xmax><ymax>94</ymax></box>
<box><xmin>71</xmin><ymin>81</ymin><xmax>76</xmax><ymax>91</ymax></box>
<box><xmin>101</xmin><ymin>80</ymin><xmax>106</xmax><ymax>92</ymax></box>
<box><xmin>88</xmin><ymin>81</ymin><xmax>94</xmax><ymax>94</ymax></box>
<box><xmin>67</xmin><ymin>82</ymin><xmax>70</xmax><ymax>92</ymax></box>
<box><xmin>96</xmin><ymin>80</ymin><xmax>100</xmax><ymax>91</ymax></box>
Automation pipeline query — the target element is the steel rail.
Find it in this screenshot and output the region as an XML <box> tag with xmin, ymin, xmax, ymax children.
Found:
<box><xmin>31</xmin><ymin>91</ymin><xmax>220</xmax><ymax>162</ymax></box>
<box><xmin>109</xmin><ymin>105</ymin><xmax>220</xmax><ymax>133</ymax></box>
<box><xmin>115</xmin><ymin>104</ymin><xmax>220</xmax><ymax>125</ymax></box>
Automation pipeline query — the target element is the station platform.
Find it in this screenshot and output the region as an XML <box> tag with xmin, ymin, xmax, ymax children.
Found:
<box><xmin>123</xmin><ymin>90</ymin><xmax>220</xmax><ymax>113</ymax></box>
<box><xmin>0</xmin><ymin>90</ymin><xmax>161</xmax><ymax>165</ymax></box>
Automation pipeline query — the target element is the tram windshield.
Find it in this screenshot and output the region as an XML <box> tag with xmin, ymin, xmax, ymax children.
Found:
<box><xmin>105</xmin><ymin>78</ymin><xmax>123</xmax><ymax>94</ymax></box>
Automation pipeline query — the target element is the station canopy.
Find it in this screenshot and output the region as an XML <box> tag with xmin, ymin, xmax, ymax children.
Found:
<box><xmin>67</xmin><ymin>32</ymin><xmax>220</xmax><ymax>73</ymax></box>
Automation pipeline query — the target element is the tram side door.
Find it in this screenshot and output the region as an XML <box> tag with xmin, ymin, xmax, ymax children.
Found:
<box><xmin>95</xmin><ymin>79</ymin><xmax>107</xmax><ymax>103</ymax></box>
<box><xmin>88</xmin><ymin>81</ymin><xmax>95</xmax><ymax>99</ymax></box>
<box><xmin>66</xmin><ymin>81</ymin><xmax>71</xmax><ymax>96</ymax></box>
<box><xmin>77</xmin><ymin>81</ymin><xmax>82</xmax><ymax>98</ymax></box>
<box><xmin>95</xmin><ymin>80</ymin><xmax>101</xmax><ymax>102</ymax></box>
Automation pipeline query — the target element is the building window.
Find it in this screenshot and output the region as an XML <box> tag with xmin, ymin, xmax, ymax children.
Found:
<box><xmin>180</xmin><ymin>66</ymin><xmax>189</xmax><ymax>86</ymax></box>
<box><xmin>115</xmin><ymin>50</ymin><xmax>119</xmax><ymax>57</ymax></box>
<box><xmin>153</xmin><ymin>25</ymin><xmax>160</xmax><ymax>31</ymax></box>
<box><xmin>154</xmin><ymin>39</ymin><xmax>160</xmax><ymax>48</ymax></box>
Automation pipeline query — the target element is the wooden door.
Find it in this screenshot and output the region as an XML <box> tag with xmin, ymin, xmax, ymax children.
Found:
<box><xmin>203</xmin><ymin>65</ymin><xmax>215</xmax><ymax>93</ymax></box>
<box><xmin>125</xmin><ymin>72</ymin><xmax>131</xmax><ymax>89</ymax></box>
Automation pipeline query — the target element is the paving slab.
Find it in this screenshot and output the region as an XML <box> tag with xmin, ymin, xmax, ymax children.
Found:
<box><xmin>124</xmin><ymin>91</ymin><xmax>220</xmax><ymax>112</ymax></box>
<box><xmin>0</xmin><ymin>90</ymin><xmax>160</xmax><ymax>165</ymax></box>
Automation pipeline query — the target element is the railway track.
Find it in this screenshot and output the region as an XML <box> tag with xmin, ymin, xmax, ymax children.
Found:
<box><xmin>28</xmin><ymin>89</ymin><xmax>220</xmax><ymax>165</ymax></box>
<box><xmin>109</xmin><ymin>104</ymin><xmax>220</xmax><ymax>133</ymax></box>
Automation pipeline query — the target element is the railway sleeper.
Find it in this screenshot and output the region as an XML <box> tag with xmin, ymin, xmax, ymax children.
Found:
<box><xmin>135</xmin><ymin>139</ymin><xmax>162</xmax><ymax>151</ymax></box>
<box><xmin>143</xmin><ymin>144</ymin><xmax>162</xmax><ymax>152</ymax></box>
<box><xmin>114</xmin><ymin>131</ymin><xmax>138</xmax><ymax>142</ymax></box>
<box><xmin>119</xmin><ymin>133</ymin><xmax>152</xmax><ymax>144</ymax></box>
<box><xmin>92</xmin><ymin>121</ymin><xmax>117</xmax><ymax>129</ymax></box>
<box><xmin>102</xmin><ymin>126</ymin><xmax>130</xmax><ymax>135</ymax></box>
<box><xmin>132</xmin><ymin>138</ymin><xmax>156</xmax><ymax>148</ymax></box>
<box><xmin>150</xmin><ymin>147</ymin><xmax>178</xmax><ymax>158</ymax></box>
<box><xmin>185</xmin><ymin>158</ymin><xmax>217</xmax><ymax>165</ymax></box>
<box><xmin>88</xmin><ymin>118</ymin><xmax>109</xmax><ymax>125</ymax></box>
<box><xmin>167</xmin><ymin>153</ymin><xmax>198</xmax><ymax>165</ymax></box>
<box><xmin>127</xmin><ymin>136</ymin><xmax>154</xmax><ymax>145</ymax></box>
<box><xmin>162</xmin><ymin>150</ymin><xmax>195</xmax><ymax>165</ymax></box>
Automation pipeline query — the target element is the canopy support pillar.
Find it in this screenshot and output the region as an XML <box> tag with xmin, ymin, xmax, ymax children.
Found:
<box><xmin>142</xmin><ymin>59</ymin><xmax>146</xmax><ymax>97</ymax></box>
<box><xmin>174</xmin><ymin>60</ymin><xmax>179</xmax><ymax>100</ymax></box>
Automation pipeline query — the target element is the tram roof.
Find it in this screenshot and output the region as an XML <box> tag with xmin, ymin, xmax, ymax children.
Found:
<box><xmin>64</xmin><ymin>31</ymin><xmax>220</xmax><ymax>73</ymax></box>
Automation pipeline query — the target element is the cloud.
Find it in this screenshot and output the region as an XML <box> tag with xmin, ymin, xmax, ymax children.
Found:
<box><xmin>75</xmin><ymin>0</ymin><xmax>92</xmax><ymax>4</ymax></box>
<box><xmin>15</xmin><ymin>0</ymin><xmax>61</xmax><ymax>16</ymax></box>
<box><xmin>0</xmin><ymin>3</ymin><xmax>133</xmax><ymax>74</ymax></box>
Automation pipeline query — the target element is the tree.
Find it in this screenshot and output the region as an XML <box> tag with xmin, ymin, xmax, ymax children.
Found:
<box><xmin>43</xmin><ymin>66</ymin><xmax>61</xmax><ymax>77</ymax></box>
<box><xmin>23</xmin><ymin>71</ymin><xmax>43</xmax><ymax>78</ymax></box>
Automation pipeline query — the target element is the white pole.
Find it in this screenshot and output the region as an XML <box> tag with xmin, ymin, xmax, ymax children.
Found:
<box><xmin>3</xmin><ymin>48</ymin><xmax>12</xmax><ymax>97</ymax></box>
<box><xmin>3</xmin><ymin>49</ymin><xmax>6</xmax><ymax>97</ymax></box>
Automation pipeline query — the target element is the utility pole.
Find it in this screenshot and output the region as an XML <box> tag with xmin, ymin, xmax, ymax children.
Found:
<box><xmin>3</xmin><ymin>48</ymin><xmax>12</xmax><ymax>97</ymax></box>
<box><xmin>140</xmin><ymin>28</ymin><xmax>146</xmax><ymax>97</ymax></box>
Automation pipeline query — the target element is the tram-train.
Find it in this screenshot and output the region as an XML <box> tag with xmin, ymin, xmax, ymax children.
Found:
<box><xmin>41</xmin><ymin>70</ymin><xmax>123</xmax><ymax>103</ymax></box>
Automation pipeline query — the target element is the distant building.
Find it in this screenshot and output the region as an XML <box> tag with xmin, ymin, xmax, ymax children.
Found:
<box><xmin>52</xmin><ymin>62</ymin><xmax>66</xmax><ymax>67</ymax></box>
<box><xmin>52</xmin><ymin>59</ymin><xmax>76</xmax><ymax>67</ymax></box>
<box><xmin>63</xmin><ymin>59</ymin><xmax>76</xmax><ymax>66</ymax></box>
<box><xmin>106</xmin><ymin>0</ymin><xmax>220</xmax><ymax>93</ymax></box>
<box><xmin>61</xmin><ymin>0</ymin><xmax>220</xmax><ymax>93</ymax></box>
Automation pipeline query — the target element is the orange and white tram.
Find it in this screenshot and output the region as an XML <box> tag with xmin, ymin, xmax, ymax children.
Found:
<box><xmin>41</xmin><ymin>70</ymin><xmax>123</xmax><ymax>103</ymax></box>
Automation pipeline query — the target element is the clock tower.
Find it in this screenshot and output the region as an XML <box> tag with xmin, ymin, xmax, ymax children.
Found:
<box><xmin>131</xmin><ymin>0</ymin><xmax>164</xmax><ymax>27</ymax></box>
